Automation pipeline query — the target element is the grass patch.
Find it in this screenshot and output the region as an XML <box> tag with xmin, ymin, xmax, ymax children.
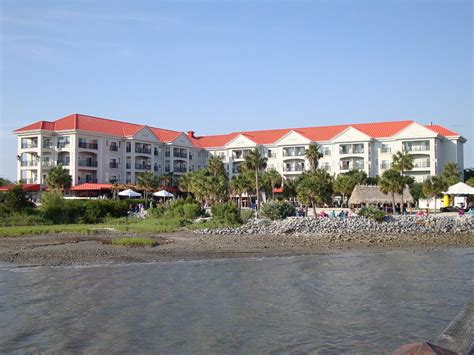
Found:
<box><xmin>0</xmin><ymin>224</ymin><xmax>108</xmax><ymax>237</ymax></box>
<box><xmin>112</xmin><ymin>237</ymin><xmax>157</xmax><ymax>247</ymax></box>
<box><xmin>111</xmin><ymin>217</ymin><xmax>190</xmax><ymax>234</ymax></box>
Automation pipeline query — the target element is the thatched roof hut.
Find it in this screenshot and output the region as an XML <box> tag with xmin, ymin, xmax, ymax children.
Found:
<box><xmin>348</xmin><ymin>184</ymin><xmax>413</xmax><ymax>206</ymax></box>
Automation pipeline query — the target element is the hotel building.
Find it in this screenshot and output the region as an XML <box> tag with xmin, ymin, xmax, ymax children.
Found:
<box><xmin>14</xmin><ymin>114</ymin><xmax>465</xmax><ymax>185</ymax></box>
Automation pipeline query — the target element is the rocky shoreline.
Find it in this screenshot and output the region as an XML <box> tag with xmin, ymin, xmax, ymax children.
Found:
<box><xmin>0</xmin><ymin>215</ymin><xmax>473</xmax><ymax>266</ymax></box>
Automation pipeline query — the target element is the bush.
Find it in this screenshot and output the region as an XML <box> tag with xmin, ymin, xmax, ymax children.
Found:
<box><xmin>40</xmin><ymin>193</ymin><xmax>130</xmax><ymax>224</ymax></box>
<box><xmin>260</xmin><ymin>200</ymin><xmax>296</xmax><ymax>220</ymax></box>
<box><xmin>358</xmin><ymin>206</ymin><xmax>386</xmax><ymax>222</ymax></box>
<box><xmin>165</xmin><ymin>200</ymin><xmax>203</xmax><ymax>220</ymax></box>
<box><xmin>0</xmin><ymin>212</ymin><xmax>52</xmax><ymax>227</ymax></box>
<box><xmin>2</xmin><ymin>185</ymin><xmax>33</xmax><ymax>213</ymax></box>
<box><xmin>240</xmin><ymin>208</ymin><xmax>254</xmax><ymax>224</ymax></box>
<box><xmin>211</xmin><ymin>203</ymin><xmax>241</xmax><ymax>225</ymax></box>
<box><xmin>147</xmin><ymin>205</ymin><xmax>167</xmax><ymax>218</ymax></box>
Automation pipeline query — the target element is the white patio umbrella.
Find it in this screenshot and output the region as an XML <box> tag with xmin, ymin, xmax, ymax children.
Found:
<box><xmin>153</xmin><ymin>190</ymin><xmax>175</xmax><ymax>198</ymax></box>
<box><xmin>118</xmin><ymin>189</ymin><xmax>142</xmax><ymax>198</ymax></box>
<box><xmin>443</xmin><ymin>182</ymin><xmax>474</xmax><ymax>195</ymax></box>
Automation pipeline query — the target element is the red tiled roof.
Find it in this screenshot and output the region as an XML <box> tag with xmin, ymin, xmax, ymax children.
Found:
<box><xmin>425</xmin><ymin>124</ymin><xmax>459</xmax><ymax>137</ymax></box>
<box><xmin>14</xmin><ymin>114</ymin><xmax>461</xmax><ymax>148</ymax></box>
<box><xmin>0</xmin><ymin>184</ymin><xmax>43</xmax><ymax>192</ymax></box>
<box><xmin>69</xmin><ymin>183</ymin><xmax>112</xmax><ymax>191</ymax></box>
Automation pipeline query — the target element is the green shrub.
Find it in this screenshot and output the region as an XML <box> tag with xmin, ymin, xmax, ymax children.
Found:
<box><xmin>0</xmin><ymin>212</ymin><xmax>52</xmax><ymax>227</ymax></box>
<box><xmin>211</xmin><ymin>203</ymin><xmax>241</xmax><ymax>225</ymax></box>
<box><xmin>260</xmin><ymin>200</ymin><xmax>296</xmax><ymax>220</ymax></box>
<box><xmin>2</xmin><ymin>185</ymin><xmax>32</xmax><ymax>213</ymax></box>
<box><xmin>240</xmin><ymin>208</ymin><xmax>254</xmax><ymax>224</ymax></box>
<box><xmin>358</xmin><ymin>206</ymin><xmax>386</xmax><ymax>222</ymax></box>
<box><xmin>165</xmin><ymin>200</ymin><xmax>202</xmax><ymax>220</ymax></box>
<box><xmin>147</xmin><ymin>205</ymin><xmax>167</xmax><ymax>218</ymax></box>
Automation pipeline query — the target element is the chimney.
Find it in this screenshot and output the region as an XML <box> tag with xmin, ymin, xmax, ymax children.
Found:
<box><xmin>429</xmin><ymin>121</ymin><xmax>433</xmax><ymax>126</ymax></box>
<box><xmin>187</xmin><ymin>131</ymin><xmax>196</xmax><ymax>139</ymax></box>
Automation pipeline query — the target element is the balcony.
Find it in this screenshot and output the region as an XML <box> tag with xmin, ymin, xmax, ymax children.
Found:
<box><xmin>154</xmin><ymin>166</ymin><xmax>159</xmax><ymax>172</ymax></box>
<box><xmin>404</xmin><ymin>145</ymin><xmax>430</xmax><ymax>152</ymax></box>
<box><xmin>21</xmin><ymin>161</ymin><xmax>37</xmax><ymax>167</ymax></box>
<box><xmin>57</xmin><ymin>142</ymin><xmax>70</xmax><ymax>149</ymax></box>
<box><xmin>84</xmin><ymin>178</ymin><xmax>98</xmax><ymax>183</ymax></box>
<box><xmin>322</xmin><ymin>150</ymin><xmax>331</xmax><ymax>156</ymax></box>
<box><xmin>78</xmin><ymin>142</ymin><xmax>98</xmax><ymax>149</ymax></box>
<box><xmin>110</xmin><ymin>162</ymin><xmax>119</xmax><ymax>169</ymax></box>
<box><xmin>42</xmin><ymin>143</ymin><xmax>54</xmax><ymax>149</ymax></box>
<box><xmin>165</xmin><ymin>151</ymin><xmax>171</xmax><ymax>157</ymax></box>
<box><xmin>339</xmin><ymin>144</ymin><xmax>364</xmax><ymax>155</ymax></box>
<box><xmin>78</xmin><ymin>160</ymin><xmax>98</xmax><ymax>167</ymax></box>
<box><xmin>110</xmin><ymin>145</ymin><xmax>118</xmax><ymax>152</ymax></box>
<box><xmin>154</xmin><ymin>149</ymin><xmax>159</xmax><ymax>156</ymax></box>
<box><xmin>413</xmin><ymin>161</ymin><xmax>430</xmax><ymax>168</ymax></box>
<box><xmin>126</xmin><ymin>163</ymin><xmax>131</xmax><ymax>169</ymax></box>
<box><xmin>381</xmin><ymin>147</ymin><xmax>391</xmax><ymax>154</ymax></box>
<box><xmin>283</xmin><ymin>150</ymin><xmax>305</xmax><ymax>157</ymax></box>
<box><xmin>21</xmin><ymin>142</ymin><xmax>38</xmax><ymax>149</ymax></box>
<box><xmin>267</xmin><ymin>152</ymin><xmax>276</xmax><ymax>158</ymax></box>
<box><xmin>283</xmin><ymin>166</ymin><xmax>305</xmax><ymax>172</ymax></box>
<box><xmin>135</xmin><ymin>147</ymin><xmax>151</xmax><ymax>154</ymax></box>
<box><xmin>42</xmin><ymin>160</ymin><xmax>55</xmax><ymax>167</ymax></box>
<box><xmin>57</xmin><ymin>159</ymin><xmax>70</xmax><ymax>166</ymax></box>
<box><xmin>126</xmin><ymin>146</ymin><xmax>132</xmax><ymax>153</ymax></box>
<box><xmin>173</xmin><ymin>167</ymin><xmax>187</xmax><ymax>173</ymax></box>
<box><xmin>380</xmin><ymin>163</ymin><xmax>390</xmax><ymax>170</ymax></box>
<box><xmin>22</xmin><ymin>178</ymin><xmax>37</xmax><ymax>184</ymax></box>
<box><xmin>173</xmin><ymin>152</ymin><xmax>188</xmax><ymax>159</ymax></box>
<box><xmin>135</xmin><ymin>163</ymin><xmax>151</xmax><ymax>170</ymax></box>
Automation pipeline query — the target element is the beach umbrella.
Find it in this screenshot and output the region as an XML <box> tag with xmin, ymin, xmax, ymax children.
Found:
<box><xmin>118</xmin><ymin>189</ymin><xmax>142</xmax><ymax>198</ymax></box>
<box><xmin>153</xmin><ymin>190</ymin><xmax>175</xmax><ymax>198</ymax></box>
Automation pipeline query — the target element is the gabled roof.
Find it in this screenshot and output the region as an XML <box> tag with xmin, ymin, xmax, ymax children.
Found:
<box><xmin>14</xmin><ymin>114</ymin><xmax>462</xmax><ymax>148</ymax></box>
<box><xmin>425</xmin><ymin>124</ymin><xmax>460</xmax><ymax>137</ymax></box>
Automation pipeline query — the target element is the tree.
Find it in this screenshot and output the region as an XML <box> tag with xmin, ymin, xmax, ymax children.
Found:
<box><xmin>207</xmin><ymin>156</ymin><xmax>227</xmax><ymax>177</ymax></box>
<box><xmin>391</xmin><ymin>151</ymin><xmax>414</xmax><ymax>211</ymax></box>
<box><xmin>379</xmin><ymin>169</ymin><xmax>404</xmax><ymax>214</ymax></box>
<box><xmin>409</xmin><ymin>182</ymin><xmax>425</xmax><ymax>203</ymax></box>
<box><xmin>296</xmin><ymin>170</ymin><xmax>333</xmax><ymax>217</ymax></box>
<box><xmin>464</xmin><ymin>168</ymin><xmax>474</xmax><ymax>181</ymax></box>
<box><xmin>366</xmin><ymin>175</ymin><xmax>380</xmax><ymax>185</ymax></box>
<box><xmin>242</xmin><ymin>148</ymin><xmax>267</xmax><ymax>210</ymax></box>
<box><xmin>0</xmin><ymin>177</ymin><xmax>12</xmax><ymax>187</ymax></box>
<box><xmin>442</xmin><ymin>162</ymin><xmax>461</xmax><ymax>186</ymax></box>
<box><xmin>136</xmin><ymin>171</ymin><xmax>160</xmax><ymax>205</ymax></box>
<box><xmin>282</xmin><ymin>178</ymin><xmax>298</xmax><ymax>200</ymax></box>
<box><xmin>159</xmin><ymin>172</ymin><xmax>174</xmax><ymax>187</ymax></box>
<box><xmin>46</xmin><ymin>166</ymin><xmax>72</xmax><ymax>192</ymax></box>
<box><xmin>305</xmin><ymin>143</ymin><xmax>324</xmax><ymax>170</ymax></box>
<box><xmin>333</xmin><ymin>174</ymin><xmax>355</xmax><ymax>207</ymax></box>
<box><xmin>261</xmin><ymin>169</ymin><xmax>282</xmax><ymax>199</ymax></box>
<box><xmin>422</xmin><ymin>176</ymin><xmax>448</xmax><ymax>215</ymax></box>
<box><xmin>178</xmin><ymin>172</ymin><xmax>194</xmax><ymax>194</ymax></box>
<box><xmin>466</xmin><ymin>177</ymin><xmax>474</xmax><ymax>187</ymax></box>
<box><xmin>230</xmin><ymin>174</ymin><xmax>250</xmax><ymax>209</ymax></box>
<box><xmin>3</xmin><ymin>185</ymin><xmax>31</xmax><ymax>213</ymax></box>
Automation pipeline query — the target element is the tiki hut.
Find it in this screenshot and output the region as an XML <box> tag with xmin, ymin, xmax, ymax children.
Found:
<box><xmin>348</xmin><ymin>184</ymin><xmax>414</xmax><ymax>207</ymax></box>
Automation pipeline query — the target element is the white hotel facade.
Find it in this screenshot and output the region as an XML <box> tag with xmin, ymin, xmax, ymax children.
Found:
<box><xmin>14</xmin><ymin>114</ymin><xmax>465</xmax><ymax>186</ymax></box>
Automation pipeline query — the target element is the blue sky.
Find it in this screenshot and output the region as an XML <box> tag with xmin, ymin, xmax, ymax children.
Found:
<box><xmin>1</xmin><ymin>0</ymin><xmax>472</xmax><ymax>180</ymax></box>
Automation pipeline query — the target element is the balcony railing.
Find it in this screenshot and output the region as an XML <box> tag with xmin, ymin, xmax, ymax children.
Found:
<box><xmin>57</xmin><ymin>160</ymin><xmax>70</xmax><ymax>166</ymax></box>
<box><xmin>110</xmin><ymin>162</ymin><xmax>119</xmax><ymax>168</ymax></box>
<box><xmin>403</xmin><ymin>145</ymin><xmax>430</xmax><ymax>152</ymax></box>
<box><xmin>84</xmin><ymin>178</ymin><xmax>98</xmax><ymax>183</ymax></box>
<box><xmin>173</xmin><ymin>167</ymin><xmax>187</xmax><ymax>173</ymax></box>
<box><xmin>78</xmin><ymin>142</ymin><xmax>98</xmax><ymax>149</ymax></box>
<box><xmin>283</xmin><ymin>166</ymin><xmax>305</xmax><ymax>172</ymax></box>
<box><xmin>110</xmin><ymin>145</ymin><xmax>118</xmax><ymax>152</ymax></box>
<box><xmin>173</xmin><ymin>152</ymin><xmax>188</xmax><ymax>159</ymax></box>
<box><xmin>165</xmin><ymin>151</ymin><xmax>170</xmax><ymax>157</ymax></box>
<box><xmin>135</xmin><ymin>163</ymin><xmax>151</xmax><ymax>170</ymax></box>
<box><xmin>126</xmin><ymin>146</ymin><xmax>131</xmax><ymax>153</ymax></box>
<box><xmin>323</xmin><ymin>150</ymin><xmax>331</xmax><ymax>156</ymax></box>
<box><xmin>414</xmin><ymin>161</ymin><xmax>430</xmax><ymax>168</ymax></box>
<box><xmin>267</xmin><ymin>152</ymin><xmax>276</xmax><ymax>158</ymax></box>
<box><xmin>381</xmin><ymin>147</ymin><xmax>391</xmax><ymax>153</ymax></box>
<box><xmin>22</xmin><ymin>178</ymin><xmax>37</xmax><ymax>184</ymax></box>
<box><xmin>42</xmin><ymin>143</ymin><xmax>53</xmax><ymax>149</ymax></box>
<box><xmin>126</xmin><ymin>163</ymin><xmax>131</xmax><ymax>169</ymax></box>
<box><xmin>78</xmin><ymin>160</ymin><xmax>98</xmax><ymax>167</ymax></box>
<box><xmin>21</xmin><ymin>161</ymin><xmax>37</xmax><ymax>167</ymax></box>
<box><xmin>135</xmin><ymin>147</ymin><xmax>152</xmax><ymax>154</ymax></box>
<box><xmin>154</xmin><ymin>149</ymin><xmax>159</xmax><ymax>156</ymax></box>
<box><xmin>57</xmin><ymin>142</ymin><xmax>70</xmax><ymax>148</ymax></box>
<box><xmin>283</xmin><ymin>151</ymin><xmax>305</xmax><ymax>157</ymax></box>
<box><xmin>42</xmin><ymin>161</ymin><xmax>55</xmax><ymax>167</ymax></box>
<box><xmin>21</xmin><ymin>143</ymin><xmax>38</xmax><ymax>149</ymax></box>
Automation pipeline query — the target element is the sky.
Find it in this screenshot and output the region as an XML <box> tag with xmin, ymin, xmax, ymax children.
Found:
<box><xmin>0</xmin><ymin>0</ymin><xmax>472</xmax><ymax>181</ymax></box>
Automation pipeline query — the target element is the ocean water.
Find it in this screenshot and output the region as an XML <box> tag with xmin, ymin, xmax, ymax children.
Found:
<box><xmin>1</xmin><ymin>248</ymin><xmax>473</xmax><ymax>354</ymax></box>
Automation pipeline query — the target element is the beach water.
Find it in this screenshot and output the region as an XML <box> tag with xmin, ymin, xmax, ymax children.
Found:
<box><xmin>1</xmin><ymin>248</ymin><xmax>473</xmax><ymax>354</ymax></box>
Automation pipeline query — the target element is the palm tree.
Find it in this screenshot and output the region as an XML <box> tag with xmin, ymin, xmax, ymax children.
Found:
<box><xmin>333</xmin><ymin>174</ymin><xmax>354</xmax><ymax>207</ymax></box>
<box><xmin>305</xmin><ymin>143</ymin><xmax>324</xmax><ymax>170</ymax></box>
<box><xmin>136</xmin><ymin>171</ymin><xmax>160</xmax><ymax>205</ymax></box>
<box><xmin>230</xmin><ymin>174</ymin><xmax>248</xmax><ymax>209</ymax></box>
<box><xmin>391</xmin><ymin>151</ymin><xmax>414</xmax><ymax>212</ymax></box>
<box><xmin>207</xmin><ymin>155</ymin><xmax>226</xmax><ymax>177</ymax></box>
<box><xmin>178</xmin><ymin>172</ymin><xmax>193</xmax><ymax>194</ymax></box>
<box><xmin>242</xmin><ymin>148</ymin><xmax>267</xmax><ymax>210</ymax></box>
<box><xmin>422</xmin><ymin>176</ymin><xmax>448</xmax><ymax>215</ymax></box>
<box><xmin>378</xmin><ymin>169</ymin><xmax>404</xmax><ymax>214</ymax></box>
<box><xmin>159</xmin><ymin>172</ymin><xmax>174</xmax><ymax>187</ymax></box>
<box><xmin>442</xmin><ymin>162</ymin><xmax>461</xmax><ymax>186</ymax></box>
<box><xmin>296</xmin><ymin>170</ymin><xmax>333</xmax><ymax>217</ymax></box>
<box><xmin>263</xmin><ymin>168</ymin><xmax>282</xmax><ymax>199</ymax></box>
<box><xmin>45</xmin><ymin>166</ymin><xmax>72</xmax><ymax>192</ymax></box>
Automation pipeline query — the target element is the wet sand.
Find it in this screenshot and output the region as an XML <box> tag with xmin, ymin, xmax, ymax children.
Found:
<box><xmin>0</xmin><ymin>230</ymin><xmax>473</xmax><ymax>266</ymax></box>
